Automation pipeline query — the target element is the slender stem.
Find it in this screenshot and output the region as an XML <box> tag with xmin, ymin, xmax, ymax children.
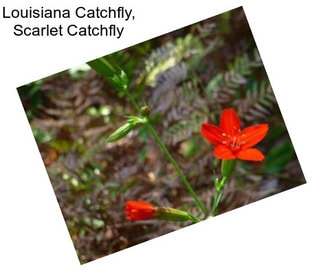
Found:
<box><xmin>123</xmin><ymin>88</ymin><xmax>141</xmax><ymax>113</ymax></box>
<box><xmin>94</xmin><ymin>59</ymin><xmax>207</xmax><ymax>216</ymax></box>
<box><xmin>146</xmin><ymin>122</ymin><xmax>207</xmax><ymax>216</ymax></box>
<box><xmin>121</xmin><ymin>86</ymin><xmax>207</xmax><ymax>217</ymax></box>
<box><xmin>212</xmin><ymin>189</ymin><xmax>223</xmax><ymax>216</ymax></box>
<box><xmin>212</xmin><ymin>176</ymin><xmax>227</xmax><ymax>216</ymax></box>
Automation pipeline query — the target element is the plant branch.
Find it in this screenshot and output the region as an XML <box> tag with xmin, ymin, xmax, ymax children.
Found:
<box><xmin>146</xmin><ymin>122</ymin><xmax>207</xmax><ymax>216</ymax></box>
<box><xmin>122</xmin><ymin>85</ymin><xmax>207</xmax><ymax>216</ymax></box>
<box><xmin>90</xmin><ymin>59</ymin><xmax>207</xmax><ymax>217</ymax></box>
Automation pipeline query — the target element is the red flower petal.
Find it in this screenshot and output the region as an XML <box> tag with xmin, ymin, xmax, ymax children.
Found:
<box><xmin>220</xmin><ymin>108</ymin><xmax>241</xmax><ymax>136</ymax></box>
<box><xmin>125</xmin><ymin>201</ymin><xmax>156</xmax><ymax>220</ymax></box>
<box><xmin>240</xmin><ymin>124</ymin><xmax>269</xmax><ymax>149</ymax></box>
<box><xmin>236</xmin><ymin>148</ymin><xmax>265</xmax><ymax>161</ymax></box>
<box><xmin>201</xmin><ymin>123</ymin><xmax>224</xmax><ymax>146</ymax></box>
<box><xmin>213</xmin><ymin>146</ymin><xmax>236</xmax><ymax>160</ymax></box>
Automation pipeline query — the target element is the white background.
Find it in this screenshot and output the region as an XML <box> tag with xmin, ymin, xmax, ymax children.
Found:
<box><xmin>0</xmin><ymin>0</ymin><xmax>322</xmax><ymax>270</ymax></box>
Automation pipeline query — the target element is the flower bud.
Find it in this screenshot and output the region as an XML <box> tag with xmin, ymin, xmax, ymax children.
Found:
<box><xmin>106</xmin><ymin>116</ymin><xmax>147</xmax><ymax>143</ymax></box>
<box><xmin>125</xmin><ymin>201</ymin><xmax>157</xmax><ymax>220</ymax></box>
<box><xmin>106</xmin><ymin>120</ymin><xmax>137</xmax><ymax>143</ymax></box>
<box><xmin>140</xmin><ymin>105</ymin><xmax>150</xmax><ymax>117</ymax></box>
<box><xmin>124</xmin><ymin>202</ymin><xmax>200</xmax><ymax>222</ymax></box>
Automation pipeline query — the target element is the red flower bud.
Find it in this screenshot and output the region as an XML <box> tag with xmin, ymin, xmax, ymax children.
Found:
<box><xmin>125</xmin><ymin>201</ymin><xmax>157</xmax><ymax>220</ymax></box>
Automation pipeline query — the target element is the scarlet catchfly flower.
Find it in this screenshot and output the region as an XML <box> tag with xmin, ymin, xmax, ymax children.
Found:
<box><xmin>125</xmin><ymin>201</ymin><xmax>157</xmax><ymax>220</ymax></box>
<box><xmin>201</xmin><ymin>108</ymin><xmax>268</xmax><ymax>161</ymax></box>
<box><xmin>125</xmin><ymin>201</ymin><xmax>199</xmax><ymax>222</ymax></box>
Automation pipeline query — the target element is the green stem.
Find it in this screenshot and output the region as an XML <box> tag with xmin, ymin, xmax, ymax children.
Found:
<box><xmin>93</xmin><ymin>59</ymin><xmax>207</xmax><ymax>217</ymax></box>
<box><xmin>120</xmin><ymin>85</ymin><xmax>207</xmax><ymax>217</ymax></box>
<box><xmin>212</xmin><ymin>189</ymin><xmax>223</xmax><ymax>216</ymax></box>
<box><xmin>212</xmin><ymin>176</ymin><xmax>227</xmax><ymax>216</ymax></box>
<box><xmin>146</xmin><ymin>123</ymin><xmax>208</xmax><ymax>217</ymax></box>
<box><xmin>123</xmin><ymin>87</ymin><xmax>141</xmax><ymax>113</ymax></box>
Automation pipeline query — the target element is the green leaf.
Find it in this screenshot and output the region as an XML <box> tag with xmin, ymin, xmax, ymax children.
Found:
<box><xmin>32</xmin><ymin>127</ymin><xmax>53</xmax><ymax>143</ymax></box>
<box><xmin>87</xmin><ymin>57</ymin><xmax>115</xmax><ymax>78</ymax></box>
<box><xmin>265</xmin><ymin>141</ymin><xmax>294</xmax><ymax>174</ymax></box>
<box><xmin>266</xmin><ymin>123</ymin><xmax>287</xmax><ymax>143</ymax></box>
<box><xmin>87</xmin><ymin>57</ymin><xmax>128</xmax><ymax>91</ymax></box>
<box><xmin>92</xmin><ymin>219</ymin><xmax>105</xmax><ymax>229</ymax></box>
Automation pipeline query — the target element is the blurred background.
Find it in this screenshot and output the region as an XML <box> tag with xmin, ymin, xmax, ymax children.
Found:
<box><xmin>18</xmin><ymin>7</ymin><xmax>305</xmax><ymax>264</ymax></box>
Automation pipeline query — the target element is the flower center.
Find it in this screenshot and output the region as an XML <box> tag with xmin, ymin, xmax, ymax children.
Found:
<box><xmin>222</xmin><ymin>132</ymin><xmax>246</xmax><ymax>151</ymax></box>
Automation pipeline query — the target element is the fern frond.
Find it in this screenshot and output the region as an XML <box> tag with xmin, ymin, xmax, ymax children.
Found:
<box><xmin>235</xmin><ymin>81</ymin><xmax>276</xmax><ymax>122</ymax></box>
<box><xmin>205</xmin><ymin>50</ymin><xmax>264</xmax><ymax>109</ymax></box>
<box><xmin>162</xmin><ymin>112</ymin><xmax>207</xmax><ymax>145</ymax></box>
<box><xmin>139</xmin><ymin>34</ymin><xmax>203</xmax><ymax>87</ymax></box>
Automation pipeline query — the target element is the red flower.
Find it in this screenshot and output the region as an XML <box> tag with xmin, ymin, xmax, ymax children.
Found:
<box><xmin>125</xmin><ymin>201</ymin><xmax>157</xmax><ymax>220</ymax></box>
<box><xmin>201</xmin><ymin>108</ymin><xmax>269</xmax><ymax>161</ymax></box>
